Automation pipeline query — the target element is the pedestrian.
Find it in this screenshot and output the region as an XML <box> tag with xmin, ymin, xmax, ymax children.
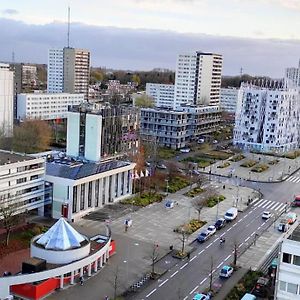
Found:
<box><xmin>187</xmin><ymin>252</ymin><xmax>190</xmax><ymax>260</ymax></box>
<box><xmin>80</xmin><ymin>276</ymin><xmax>84</xmax><ymax>286</ymax></box>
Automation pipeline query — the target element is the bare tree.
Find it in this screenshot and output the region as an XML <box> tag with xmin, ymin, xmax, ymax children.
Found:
<box><xmin>149</xmin><ymin>243</ymin><xmax>160</xmax><ymax>277</ymax></box>
<box><xmin>192</xmin><ymin>198</ymin><xmax>208</xmax><ymax>221</ymax></box>
<box><xmin>177</xmin><ymin>225</ymin><xmax>190</xmax><ymax>255</ymax></box>
<box><xmin>232</xmin><ymin>240</ymin><xmax>239</xmax><ymax>267</ymax></box>
<box><xmin>0</xmin><ymin>203</ymin><xmax>20</xmax><ymax>246</ymax></box>
<box><xmin>111</xmin><ymin>266</ymin><xmax>121</xmax><ymax>300</ymax></box>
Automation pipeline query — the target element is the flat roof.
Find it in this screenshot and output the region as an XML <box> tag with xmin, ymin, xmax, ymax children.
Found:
<box><xmin>288</xmin><ymin>224</ymin><xmax>300</xmax><ymax>242</ymax></box>
<box><xmin>46</xmin><ymin>160</ymin><xmax>132</xmax><ymax>180</ymax></box>
<box><xmin>0</xmin><ymin>150</ymin><xmax>36</xmax><ymax>166</ymax></box>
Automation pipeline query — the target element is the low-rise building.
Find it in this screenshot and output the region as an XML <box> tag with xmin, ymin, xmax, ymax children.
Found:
<box><xmin>17</xmin><ymin>92</ymin><xmax>85</xmax><ymax>121</ymax></box>
<box><xmin>0</xmin><ymin>150</ymin><xmax>46</xmax><ymax>216</ymax></box>
<box><xmin>275</xmin><ymin>224</ymin><xmax>300</xmax><ymax>299</ymax></box>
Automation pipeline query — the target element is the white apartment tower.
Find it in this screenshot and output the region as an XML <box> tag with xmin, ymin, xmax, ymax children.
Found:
<box><xmin>234</xmin><ymin>82</ymin><xmax>300</xmax><ymax>153</ymax></box>
<box><xmin>285</xmin><ymin>60</ymin><xmax>300</xmax><ymax>88</ymax></box>
<box><xmin>47</xmin><ymin>47</ymin><xmax>90</xmax><ymax>99</ymax></box>
<box><xmin>174</xmin><ymin>52</ymin><xmax>222</xmax><ymax>109</ymax></box>
<box><xmin>0</xmin><ymin>63</ymin><xmax>14</xmax><ymax>136</ymax></box>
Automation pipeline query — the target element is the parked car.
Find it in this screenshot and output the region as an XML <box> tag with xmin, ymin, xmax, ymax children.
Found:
<box><xmin>207</xmin><ymin>225</ymin><xmax>216</xmax><ymax>236</ymax></box>
<box><xmin>224</xmin><ymin>207</ymin><xmax>238</xmax><ymax>221</ymax></box>
<box><xmin>193</xmin><ymin>293</ymin><xmax>211</xmax><ymax>300</ymax></box>
<box><xmin>287</xmin><ymin>212</ymin><xmax>297</xmax><ymax>224</ymax></box>
<box><xmin>278</xmin><ymin>218</ymin><xmax>290</xmax><ymax>232</ymax></box>
<box><xmin>262</xmin><ymin>211</ymin><xmax>271</xmax><ymax>220</ymax></box>
<box><xmin>215</xmin><ymin>218</ymin><xmax>226</xmax><ymax>230</ymax></box>
<box><xmin>292</xmin><ymin>195</ymin><xmax>300</xmax><ymax>207</ymax></box>
<box><xmin>197</xmin><ymin>230</ymin><xmax>210</xmax><ymax>243</ymax></box>
<box><xmin>198</xmin><ymin>138</ymin><xmax>205</xmax><ymax>144</ymax></box>
<box><xmin>219</xmin><ymin>265</ymin><xmax>234</xmax><ymax>278</ymax></box>
<box><xmin>156</xmin><ymin>163</ymin><xmax>167</xmax><ymax>169</ymax></box>
<box><xmin>252</xmin><ymin>277</ymin><xmax>270</xmax><ymax>298</ymax></box>
<box><xmin>241</xmin><ymin>294</ymin><xmax>257</xmax><ymax>300</ymax></box>
<box><xmin>212</xmin><ymin>140</ymin><xmax>218</xmax><ymax>144</ymax></box>
<box><xmin>165</xmin><ymin>200</ymin><xmax>174</xmax><ymax>209</ymax></box>
<box><xmin>180</xmin><ymin>148</ymin><xmax>191</xmax><ymax>153</ymax></box>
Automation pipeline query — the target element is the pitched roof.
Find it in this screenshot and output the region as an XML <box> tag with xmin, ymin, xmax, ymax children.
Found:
<box><xmin>36</xmin><ymin>218</ymin><xmax>86</xmax><ymax>250</ymax></box>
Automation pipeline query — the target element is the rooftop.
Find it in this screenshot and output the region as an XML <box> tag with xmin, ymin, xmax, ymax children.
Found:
<box><xmin>288</xmin><ymin>224</ymin><xmax>300</xmax><ymax>242</ymax></box>
<box><xmin>0</xmin><ymin>150</ymin><xmax>37</xmax><ymax>166</ymax></box>
<box><xmin>46</xmin><ymin>159</ymin><xmax>131</xmax><ymax>180</ymax></box>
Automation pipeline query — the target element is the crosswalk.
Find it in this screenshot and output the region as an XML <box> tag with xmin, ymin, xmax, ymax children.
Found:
<box><xmin>253</xmin><ymin>198</ymin><xmax>287</xmax><ymax>212</ymax></box>
<box><xmin>286</xmin><ymin>175</ymin><xmax>300</xmax><ymax>183</ymax></box>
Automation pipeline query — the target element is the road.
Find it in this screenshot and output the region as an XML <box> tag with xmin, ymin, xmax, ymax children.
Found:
<box><xmin>133</xmin><ymin>171</ymin><xmax>300</xmax><ymax>300</ymax></box>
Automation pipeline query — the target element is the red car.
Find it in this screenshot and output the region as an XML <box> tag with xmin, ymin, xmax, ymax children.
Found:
<box><xmin>292</xmin><ymin>196</ymin><xmax>300</xmax><ymax>207</ymax></box>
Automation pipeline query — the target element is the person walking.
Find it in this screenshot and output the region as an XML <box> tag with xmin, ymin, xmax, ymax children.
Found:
<box><xmin>80</xmin><ymin>276</ymin><xmax>84</xmax><ymax>286</ymax></box>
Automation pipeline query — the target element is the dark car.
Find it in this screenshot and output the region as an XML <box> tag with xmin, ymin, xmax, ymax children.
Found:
<box><xmin>197</xmin><ymin>230</ymin><xmax>210</xmax><ymax>243</ymax></box>
<box><xmin>252</xmin><ymin>277</ymin><xmax>270</xmax><ymax>298</ymax></box>
<box><xmin>215</xmin><ymin>218</ymin><xmax>226</xmax><ymax>230</ymax></box>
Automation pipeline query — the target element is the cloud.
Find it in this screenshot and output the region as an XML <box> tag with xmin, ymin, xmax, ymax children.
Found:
<box><xmin>0</xmin><ymin>17</ymin><xmax>299</xmax><ymax>77</ymax></box>
<box><xmin>2</xmin><ymin>9</ymin><xmax>18</xmax><ymax>15</ymax></box>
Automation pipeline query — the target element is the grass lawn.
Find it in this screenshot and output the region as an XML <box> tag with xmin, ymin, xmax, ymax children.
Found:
<box><xmin>157</xmin><ymin>147</ymin><xmax>179</xmax><ymax>159</ymax></box>
<box><xmin>185</xmin><ymin>187</ymin><xmax>205</xmax><ymax>197</ymax></box>
<box><xmin>174</xmin><ymin>219</ymin><xmax>207</xmax><ymax>234</ymax></box>
<box><xmin>167</xmin><ymin>176</ymin><xmax>190</xmax><ymax>193</ymax></box>
<box><xmin>251</xmin><ymin>164</ymin><xmax>269</xmax><ymax>173</ymax></box>
<box><xmin>217</xmin><ymin>161</ymin><xmax>231</xmax><ymax>168</ymax></box>
<box><xmin>240</xmin><ymin>159</ymin><xmax>257</xmax><ymax>168</ymax></box>
<box><xmin>230</xmin><ymin>154</ymin><xmax>245</xmax><ymax>162</ymax></box>
<box><xmin>283</xmin><ymin>150</ymin><xmax>300</xmax><ymax>159</ymax></box>
<box><xmin>206</xmin><ymin>195</ymin><xmax>226</xmax><ymax>207</ymax></box>
<box><xmin>121</xmin><ymin>192</ymin><xmax>164</xmax><ymax>206</ymax></box>
<box><xmin>183</xmin><ymin>156</ymin><xmax>214</xmax><ymax>167</ymax></box>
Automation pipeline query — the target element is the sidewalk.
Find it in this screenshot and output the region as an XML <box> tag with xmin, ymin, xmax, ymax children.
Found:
<box><xmin>202</xmin><ymin>153</ymin><xmax>300</xmax><ymax>183</ymax></box>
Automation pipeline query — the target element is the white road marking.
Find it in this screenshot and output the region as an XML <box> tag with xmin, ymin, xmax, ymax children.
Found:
<box><xmin>183</xmin><ymin>297</ymin><xmax>188</xmax><ymax>300</ymax></box>
<box><xmin>170</xmin><ymin>270</ymin><xmax>178</xmax><ymax>278</ymax></box>
<box><xmin>220</xmin><ymin>232</ymin><xmax>226</xmax><ymax>237</ymax></box>
<box><xmin>200</xmin><ymin>277</ymin><xmax>207</xmax><ymax>285</ymax></box>
<box><xmin>217</xmin><ymin>262</ymin><xmax>223</xmax><ymax>268</ymax></box>
<box><xmin>245</xmin><ymin>236</ymin><xmax>250</xmax><ymax>242</ymax></box>
<box><xmin>270</xmin><ymin>202</ymin><xmax>282</xmax><ymax>211</ymax></box>
<box><xmin>262</xmin><ymin>200</ymin><xmax>272</xmax><ymax>208</ymax></box>
<box><xmin>190</xmin><ymin>256</ymin><xmax>196</xmax><ymax>262</ymax></box>
<box><xmin>232</xmin><ymin>223</ymin><xmax>237</xmax><ymax>228</ymax></box>
<box><xmin>180</xmin><ymin>262</ymin><xmax>188</xmax><ymax>270</ymax></box>
<box><xmin>250</xmin><ymin>232</ymin><xmax>255</xmax><ymax>236</ymax></box>
<box><xmin>265</xmin><ymin>201</ymin><xmax>275</xmax><ymax>209</ymax></box>
<box><xmin>146</xmin><ymin>288</ymin><xmax>157</xmax><ymax>298</ymax></box>
<box><xmin>239</xmin><ymin>242</ymin><xmax>244</xmax><ymax>248</ymax></box>
<box><xmin>189</xmin><ymin>285</ymin><xmax>199</xmax><ymax>294</ymax></box>
<box><xmin>225</xmin><ymin>254</ymin><xmax>231</xmax><ymax>261</ymax></box>
<box><xmin>158</xmin><ymin>279</ymin><xmax>168</xmax><ymax>287</ymax></box>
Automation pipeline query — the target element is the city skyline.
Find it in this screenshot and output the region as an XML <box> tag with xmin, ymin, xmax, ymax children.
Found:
<box><xmin>0</xmin><ymin>1</ymin><xmax>300</xmax><ymax>76</ymax></box>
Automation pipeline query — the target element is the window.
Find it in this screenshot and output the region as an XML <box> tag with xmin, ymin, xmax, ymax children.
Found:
<box><xmin>80</xmin><ymin>184</ymin><xmax>85</xmax><ymax>210</ymax></box>
<box><xmin>293</xmin><ymin>255</ymin><xmax>300</xmax><ymax>266</ymax></box>
<box><xmin>72</xmin><ymin>186</ymin><xmax>77</xmax><ymax>213</ymax></box>
<box><xmin>88</xmin><ymin>182</ymin><xmax>92</xmax><ymax>207</ymax></box>
<box><xmin>287</xmin><ymin>282</ymin><xmax>298</xmax><ymax>294</ymax></box>
<box><xmin>283</xmin><ymin>252</ymin><xmax>292</xmax><ymax>263</ymax></box>
<box><xmin>95</xmin><ymin>179</ymin><xmax>99</xmax><ymax>207</ymax></box>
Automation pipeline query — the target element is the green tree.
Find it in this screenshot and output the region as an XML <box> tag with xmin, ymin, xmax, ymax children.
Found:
<box><xmin>134</xmin><ymin>95</ymin><xmax>154</xmax><ymax>108</ymax></box>
<box><xmin>132</xmin><ymin>74</ymin><xmax>141</xmax><ymax>86</ymax></box>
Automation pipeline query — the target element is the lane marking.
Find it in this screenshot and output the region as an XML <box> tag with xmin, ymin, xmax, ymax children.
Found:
<box><xmin>250</xmin><ymin>232</ymin><xmax>255</xmax><ymax>236</ymax></box>
<box><xmin>245</xmin><ymin>236</ymin><xmax>250</xmax><ymax>242</ymax></box>
<box><xmin>217</xmin><ymin>262</ymin><xmax>223</xmax><ymax>268</ymax></box>
<box><xmin>198</xmin><ymin>250</ymin><xmax>204</xmax><ymax>255</ymax></box>
<box><xmin>206</xmin><ymin>242</ymin><xmax>213</xmax><ymax>248</ymax></box>
<box><xmin>225</xmin><ymin>254</ymin><xmax>231</xmax><ymax>261</ymax></box>
<box><xmin>239</xmin><ymin>242</ymin><xmax>244</xmax><ymax>248</ymax></box>
<box><xmin>190</xmin><ymin>256</ymin><xmax>196</xmax><ymax>262</ymax></box>
<box><xmin>158</xmin><ymin>279</ymin><xmax>168</xmax><ymax>287</ymax></box>
<box><xmin>190</xmin><ymin>285</ymin><xmax>199</xmax><ymax>294</ymax></box>
<box><xmin>220</xmin><ymin>232</ymin><xmax>226</xmax><ymax>237</ymax></box>
<box><xmin>183</xmin><ymin>297</ymin><xmax>188</xmax><ymax>300</ymax></box>
<box><xmin>170</xmin><ymin>270</ymin><xmax>178</xmax><ymax>278</ymax></box>
<box><xmin>180</xmin><ymin>262</ymin><xmax>188</xmax><ymax>270</ymax></box>
<box><xmin>146</xmin><ymin>288</ymin><xmax>157</xmax><ymax>298</ymax></box>
<box><xmin>200</xmin><ymin>277</ymin><xmax>207</xmax><ymax>285</ymax></box>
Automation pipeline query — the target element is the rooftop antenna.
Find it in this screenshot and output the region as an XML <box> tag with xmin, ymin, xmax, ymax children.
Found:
<box><xmin>240</xmin><ymin>67</ymin><xmax>243</xmax><ymax>77</ymax></box>
<box><xmin>67</xmin><ymin>6</ymin><xmax>70</xmax><ymax>48</ymax></box>
<box><xmin>12</xmin><ymin>51</ymin><xmax>15</xmax><ymax>64</ymax></box>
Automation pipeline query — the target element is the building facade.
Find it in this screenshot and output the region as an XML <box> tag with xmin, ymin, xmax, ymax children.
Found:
<box><xmin>234</xmin><ymin>82</ymin><xmax>300</xmax><ymax>153</ymax></box>
<box><xmin>17</xmin><ymin>92</ymin><xmax>85</xmax><ymax>121</ymax></box>
<box><xmin>220</xmin><ymin>87</ymin><xmax>240</xmax><ymax>113</ymax></box>
<box><xmin>67</xmin><ymin>103</ymin><xmax>139</xmax><ymax>161</ymax></box>
<box><xmin>47</xmin><ymin>48</ymin><xmax>90</xmax><ymax>99</ymax></box>
<box><xmin>0</xmin><ymin>150</ymin><xmax>46</xmax><ymax>216</ymax></box>
<box><xmin>0</xmin><ymin>63</ymin><xmax>14</xmax><ymax>136</ymax></box>
<box><xmin>285</xmin><ymin>60</ymin><xmax>300</xmax><ymax>88</ymax></box>
<box><xmin>174</xmin><ymin>52</ymin><xmax>222</xmax><ymax>109</ymax></box>
<box><xmin>275</xmin><ymin>224</ymin><xmax>300</xmax><ymax>299</ymax></box>
<box><xmin>140</xmin><ymin>105</ymin><xmax>220</xmax><ymax>149</ymax></box>
<box><xmin>146</xmin><ymin>83</ymin><xmax>175</xmax><ymax>108</ymax></box>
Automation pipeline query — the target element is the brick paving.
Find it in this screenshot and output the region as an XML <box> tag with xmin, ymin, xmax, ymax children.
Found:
<box><xmin>0</xmin><ymin>248</ymin><xmax>30</xmax><ymax>275</ymax></box>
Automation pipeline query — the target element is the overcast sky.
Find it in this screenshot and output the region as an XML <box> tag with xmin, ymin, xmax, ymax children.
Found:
<box><xmin>1</xmin><ymin>0</ymin><xmax>300</xmax><ymax>76</ymax></box>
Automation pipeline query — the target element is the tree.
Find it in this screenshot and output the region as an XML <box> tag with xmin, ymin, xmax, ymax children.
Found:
<box><xmin>192</xmin><ymin>197</ymin><xmax>208</xmax><ymax>221</ymax></box>
<box><xmin>0</xmin><ymin>203</ymin><xmax>20</xmax><ymax>246</ymax></box>
<box><xmin>134</xmin><ymin>95</ymin><xmax>154</xmax><ymax>108</ymax></box>
<box><xmin>232</xmin><ymin>240</ymin><xmax>239</xmax><ymax>267</ymax></box>
<box><xmin>132</xmin><ymin>74</ymin><xmax>141</xmax><ymax>86</ymax></box>
<box><xmin>12</xmin><ymin>119</ymin><xmax>52</xmax><ymax>153</ymax></box>
<box><xmin>149</xmin><ymin>243</ymin><xmax>160</xmax><ymax>277</ymax></box>
<box><xmin>177</xmin><ymin>224</ymin><xmax>190</xmax><ymax>255</ymax></box>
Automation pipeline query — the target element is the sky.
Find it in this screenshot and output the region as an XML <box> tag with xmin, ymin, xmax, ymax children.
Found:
<box><xmin>1</xmin><ymin>0</ymin><xmax>300</xmax><ymax>76</ymax></box>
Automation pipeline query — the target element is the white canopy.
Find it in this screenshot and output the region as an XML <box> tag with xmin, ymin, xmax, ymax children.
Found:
<box><xmin>36</xmin><ymin>218</ymin><xmax>85</xmax><ymax>250</ymax></box>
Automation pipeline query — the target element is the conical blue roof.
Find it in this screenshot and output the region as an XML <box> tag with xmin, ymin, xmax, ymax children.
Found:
<box><xmin>36</xmin><ymin>218</ymin><xmax>85</xmax><ymax>250</ymax></box>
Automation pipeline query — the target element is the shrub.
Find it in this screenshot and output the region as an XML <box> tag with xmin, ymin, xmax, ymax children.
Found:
<box><xmin>268</xmin><ymin>159</ymin><xmax>280</xmax><ymax>165</ymax></box>
<box><xmin>168</xmin><ymin>176</ymin><xmax>189</xmax><ymax>193</ymax></box>
<box><xmin>158</xmin><ymin>147</ymin><xmax>178</xmax><ymax>159</ymax></box>
<box><xmin>174</xmin><ymin>219</ymin><xmax>206</xmax><ymax>234</ymax></box>
<box><xmin>240</xmin><ymin>160</ymin><xmax>257</xmax><ymax>168</ymax></box>
<box><xmin>230</xmin><ymin>154</ymin><xmax>245</xmax><ymax>162</ymax></box>
<box><xmin>251</xmin><ymin>164</ymin><xmax>269</xmax><ymax>173</ymax></box>
<box><xmin>206</xmin><ymin>195</ymin><xmax>226</xmax><ymax>208</ymax></box>
<box><xmin>121</xmin><ymin>192</ymin><xmax>164</xmax><ymax>207</ymax></box>
<box><xmin>185</xmin><ymin>187</ymin><xmax>205</xmax><ymax>197</ymax></box>
<box><xmin>217</xmin><ymin>161</ymin><xmax>231</xmax><ymax>168</ymax></box>
<box><xmin>283</xmin><ymin>150</ymin><xmax>300</xmax><ymax>159</ymax></box>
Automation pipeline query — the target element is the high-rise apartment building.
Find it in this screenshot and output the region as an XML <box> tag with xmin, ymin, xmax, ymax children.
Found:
<box><xmin>0</xmin><ymin>63</ymin><xmax>14</xmax><ymax>136</ymax></box>
<box><xmin>220</xmin><ymin>87</ymin><xmax>240</xmax><ymax>113</ymax></box>
<box><xmin>146</xmin><ymin>83</ymin><xmax>175</xmax><ymax>108</ymax></box>
<box><xmin>174</xmin><ymin>52</ymin><xmax>222</xmax><ymax>109</ymax></box>
<box><xmin>285</xmin><ymin>60</ymin><xmax>300</xmax><ymax>88</ymax></box>
<box><xmin>234</xmin><ymin>82</ymin><xmax>300</xmax><ymax>153</ymax></box>
<box><xmin>47</xmin><ymin>48</ymin><xmax>90</xmax><ymax>99</ymax></box>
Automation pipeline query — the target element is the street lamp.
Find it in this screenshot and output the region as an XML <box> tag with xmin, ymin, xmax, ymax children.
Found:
<box><xmin>165</xmin><ymin>179</ymin><xmax>169</xmax><ymax>195</ymax></box>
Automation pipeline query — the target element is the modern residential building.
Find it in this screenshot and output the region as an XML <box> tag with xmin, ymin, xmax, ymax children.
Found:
<box><xmin>12</xmin><ymin>63</ymin><xmax>38</xmax><ymax>94</ymax></box>
<box><xmin>275</xmin><ymin>224</ymin><xmax>300</xmax><ymax>299</ymax></box>
<box><xmin>285</xmin><ymin>60</ymin><xmax>300</xmax><ymax>88</ymax></box>
<box><xmin>47</xmin><ymin>49</ymin><xmax>64</xmax><ymax>93</ymax></box>
<box><xmin>0</xmin><ymin>63</ymin><xmax>14</xmax><ymax>136</ymax></box>
<box><xmin>174</xmin><ymin>52</ymin><xmax>222</xmax><ymax>109</ymax></box>
<box><xmin>17</xmin><ymin>92</ymin><xmax>85</xmax><ymax>121</ymax></box>
<box><xmin>234</xmin><ymin>82</ymin><xmax>300</xmax><ymax>153</ymax></box>
<box><xmin>0</xmin><ymin>150</ymin><xmax>47</xmax><ymax>217</ymax></box>
<box><xmin>220</xmin><ymin>87</ymin><xmax>240</xmax><ymax>113</ymax></box>
<box><xmin>140</xmin><ymin>105</ymin><xmax>220</xmax><ymax>149</ymax></box>
<box><xmin>47</xmin><ymin>48</ymin><xmax>90</xmax><ymax>99</ymax></box>
<box><xmin>146</xmin><ymin>83</ymin><xmax>175</xmax><ymax>108</ymax></box>
<box><xmin>67</xmin><ymin>103</ymin><xmax>139</xmax><ymax>161</ymax></box>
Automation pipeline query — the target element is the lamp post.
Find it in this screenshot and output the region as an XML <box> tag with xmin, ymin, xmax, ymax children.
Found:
<box><xmin>165</xmin><ymin>179</ymin><xmax>169</xmax><ymax>195</ymax></box>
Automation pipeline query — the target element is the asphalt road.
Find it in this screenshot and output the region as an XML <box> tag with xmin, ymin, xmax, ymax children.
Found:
<box><xmin>133</xmin><ymin>171</ymin><xmax>300</xmax><ymax>300</ymax></box>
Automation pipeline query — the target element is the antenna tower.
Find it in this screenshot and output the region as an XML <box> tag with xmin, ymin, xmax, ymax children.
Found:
<box><xmin>67</xmin><ymin>6</ymin><xmax>70</xmax><ymax>48</ymax></box>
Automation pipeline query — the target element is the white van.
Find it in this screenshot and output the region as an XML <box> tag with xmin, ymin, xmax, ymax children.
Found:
<box><xmin>224</xmin><ymin>207</ymin><xmax>238</xmax><ymax>221</ymax></box>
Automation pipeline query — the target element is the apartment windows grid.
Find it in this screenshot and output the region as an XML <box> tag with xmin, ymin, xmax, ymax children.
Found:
<box><xmin>80</xmin><ymin>183</ymin><xmax>85</xmax><ymax>210</ymax></box>
<box><xmin>72</xmin><ymin>186</ymin><xmax>77</xmax><ymax>213</ymax></box>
